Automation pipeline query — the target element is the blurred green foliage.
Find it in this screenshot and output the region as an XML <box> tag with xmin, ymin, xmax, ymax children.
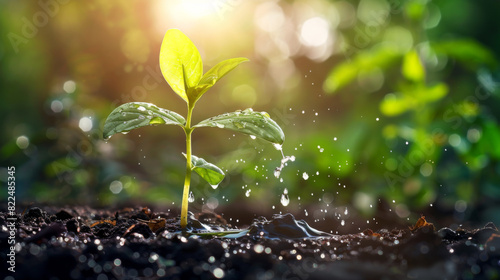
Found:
<box><xmin>1</xmin><ymin>0</ymin><xmax>500</xmax><ymax>226</ymax></box>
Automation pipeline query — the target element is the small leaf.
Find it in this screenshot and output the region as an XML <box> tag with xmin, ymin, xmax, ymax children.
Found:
<box><xmin>160</xmin><ymin>29</ymin><xmax>203</xmax><ymax>103</ymax></box>
<box><xmin>380</xmin><ymin>93</ymin><xmax>412</xmax><ymax>116</ymax></box>
<box><xmin>402</xmin><ymin>50</ymin><xmax>425</xmax><ymax>82</ymax></box>
<box><xmin>185</xmin><ymin>154</ymin><xmax>225</xmax><ymax>186</ymax></box>
<box><xmin>103</xmin><ymin>102</ymin><xmax>185</xmax><ymax>139</ymax></box>
<box><xmin>431</xmin><ymin>40</ymin><xmax>497</xmax><ymax>70</ymax></box>
<box><xmin>323</xmin><ymin>45</ymin><xmax>400</xmax><ymax>93</ymax></box>
<box><xmin>194</xmin><ymin>108</ymin><xmax>285</xmax><ymax>144</ymax></box>
<box><xmin>191</xmin><ymin>58</ymin><xmax>249</xmax><ymax>103</ymax></box>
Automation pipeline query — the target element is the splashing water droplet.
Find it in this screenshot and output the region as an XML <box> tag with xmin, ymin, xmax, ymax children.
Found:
<box><xmin>188</xmin><ymin>191</ymin><xmax>195</xmax><ymax>203</ymax></box>
<box><xmin>302</xmin><ymin>172</ymin><xmax>309</xmax><ymax>180</ymax></box>
<box><xmin>344</xmin><ymin>207</ymin><xmax>348</xmax><ymax>215</ymax></box>
<box><xmin>245</xmin><ymin>189</ymin><xmax>251</xmax><ymax>197</ymax></box>
<box><xmin>341</xmin><ymin>220</ymin><xmax>345</xmax><ymax>226</ymax></box>
<box><xmin>280</xmin><ymin>192</ymin><xmax>290</xmax><ymax>207</ymax></box>
<box><xmin>304</xmin><ymin>209</ymin><xmax>308</xmax><ymax>216</ymax></box>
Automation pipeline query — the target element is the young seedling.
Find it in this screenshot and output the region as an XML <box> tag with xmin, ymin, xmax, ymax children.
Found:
<box><xmin>103</xmin><ymin>29</ymin><xmax>285</xmax><ymax>229</ymax></box>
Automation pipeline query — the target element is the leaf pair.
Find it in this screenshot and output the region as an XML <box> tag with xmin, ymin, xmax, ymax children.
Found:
<box><xmin>159</xmin><ymin>29</ymin><xmax>248</xmax><ymax>105</ymax></box>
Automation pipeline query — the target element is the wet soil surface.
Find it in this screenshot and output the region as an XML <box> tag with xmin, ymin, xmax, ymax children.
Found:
<box><xmin>1</xmin><ymin>206</ymin><xmax>499</xmax><ymax>280</ymax></box>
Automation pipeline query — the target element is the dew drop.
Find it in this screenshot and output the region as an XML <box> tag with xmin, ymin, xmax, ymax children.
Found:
<box><xmin>149</xmin><ymin>117</ymin><xmax>166</xmax><ymax>125</ymax></box>
<box><xmin>280</xmin><ymin>193</ymin><xmax>290</xmax><ymax>207</ymax></box>
<box><xmin>250</xmin><ymin>135</ymin><xmax>256</xmax><ymax>140</ymax></box>
<box><xmin>188</xmin><ymin>191</ymin><xmax>195</xmax><ymax>203</ymax></box>
<box><xmin>137</xmin><ymin>106</ymin><xmax>146</xmax><ymax>112</ymax></box>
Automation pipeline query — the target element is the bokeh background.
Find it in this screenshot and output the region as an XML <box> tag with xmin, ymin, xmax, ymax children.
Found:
<box><xmin>1</xmin><ymin>0</ymin><xmax>500</xmax><ymax>230</ymax></box>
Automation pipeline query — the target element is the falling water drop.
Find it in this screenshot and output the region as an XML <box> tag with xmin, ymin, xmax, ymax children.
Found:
<box><xmin>280</xmin><ymin>191</ymin><xmax>290</xmax><ymax>207</ymax></box>
<box><xmin>245</xmin><ymin>189</ymin><xmax>251</xmax><ymax>197</ymax></box>
<box><xmin>210</xmin><ymin>184</ymin><xmax>219</xmax><ymax>190</ymax></box>
<box><xmin>188</xmin><ymin>191</ymin><xmax>195</xmax><ymax>203</ymax></box>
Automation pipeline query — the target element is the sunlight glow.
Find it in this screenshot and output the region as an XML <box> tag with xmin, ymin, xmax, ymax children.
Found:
<box><xmin>158</xmin><ymin>0</ymin><xmax>221</xmax><ymax>23</ymax></box>
<box><xmin>300</xmin><ymin>17</ymin><xmax>330</xmax><ymax>47</ymax></box>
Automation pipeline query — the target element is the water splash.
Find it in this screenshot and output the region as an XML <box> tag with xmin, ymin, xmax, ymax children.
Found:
<box><xmin>273</xmin><ymin>147</ymin><xmax>296</xmax><ymax>178</ymax></box>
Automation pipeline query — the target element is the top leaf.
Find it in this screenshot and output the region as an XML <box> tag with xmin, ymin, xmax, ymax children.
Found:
<box><xmin>160</xmin><ymin>29</ymin><xmax>203</xmax><ymax>103</ymax></box>
<box><xmin>190</xmin><ymin>57</ymin><xmax>249</xmax><ymax>104</ymax></box>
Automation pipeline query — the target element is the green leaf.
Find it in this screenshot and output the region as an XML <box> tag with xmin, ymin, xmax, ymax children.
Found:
<box><xmin>402</xmin><ymin>50</ymin><xmax>425</xmax><ymax>82</ymax></box>
<box><xmin>186</xmin><ymin>154</ymin><xmax>225</xmax><ymax>187</ymax></box>
<box><xmin>160</xmin><ymin>29</ymin><xmax>203</xmax><ymax>103</ymax></box>
<box><xmin>103</xmin><ymin>102</ymin><xmax>185</xmax><ymax>139</ymax></box>
<box><xmin>194</xmin><ymin>108</ymin><xmax>285</xmax><ymax>144</ymax></box>
<box><xmin>324</xmin><ymin>45</ymin><xmax>401</xmax><ymax>93</ymax></box>
<box><xmin>431</xmin><ymin>40</ymin><xmax>497</xmax><ymax>70</ymax></box>
<box><xmin>191</xmin><ymin>58</ymin><xmax>249</xmax><ymax>102</ymax></box>
<box><xmin>380</xmin><ymin>94</ymin><xmax>412</xmax><ymax>116</ymax></box>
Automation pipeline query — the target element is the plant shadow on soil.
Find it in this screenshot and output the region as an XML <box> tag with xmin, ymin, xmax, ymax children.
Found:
<box><xmin>1</xmin><ymin>205</ymin><xmax>500</xmax><ymax>280</ymax></box>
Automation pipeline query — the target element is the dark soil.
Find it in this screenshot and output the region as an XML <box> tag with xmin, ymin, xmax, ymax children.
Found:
<box><xmin>1</xmin><ymin>206</ymin><xmax>499</xmax><ymax>280</ymax></box>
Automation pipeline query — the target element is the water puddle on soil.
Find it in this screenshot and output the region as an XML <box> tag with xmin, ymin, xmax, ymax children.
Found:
<box><xmin>180</xmin><ymin>212</ymin><xmax>331</xmax><ymax>240</ymax></box>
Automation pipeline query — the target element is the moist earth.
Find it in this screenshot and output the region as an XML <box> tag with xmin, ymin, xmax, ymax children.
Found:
<box><xmin>1</xmin><ymin>206</ymin><xmax>499</xmax><ymax>280</ymax></box>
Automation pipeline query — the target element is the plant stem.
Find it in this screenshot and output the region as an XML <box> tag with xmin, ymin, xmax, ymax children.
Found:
<box><xmin>181</xmin><ymin>103</ymin><xmax>195</xmax><ymax>229</ymax></box>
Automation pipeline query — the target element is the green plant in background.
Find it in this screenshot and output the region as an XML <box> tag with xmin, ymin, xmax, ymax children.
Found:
<box><xmin>103</xmin><ymin>29</ymin><xmax>285</xmax><ymax>229</ymax></box>
<box><xmin>322</xmin><ymin>0</ymin><xmax>499</xmax><ymax>213</ymax></box>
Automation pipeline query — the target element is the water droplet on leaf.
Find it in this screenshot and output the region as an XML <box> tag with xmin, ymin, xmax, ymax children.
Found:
<box><xmin>149</xmin><ymin>117</ymin><xmax>166</xmax><ymax>125</ymax></box>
